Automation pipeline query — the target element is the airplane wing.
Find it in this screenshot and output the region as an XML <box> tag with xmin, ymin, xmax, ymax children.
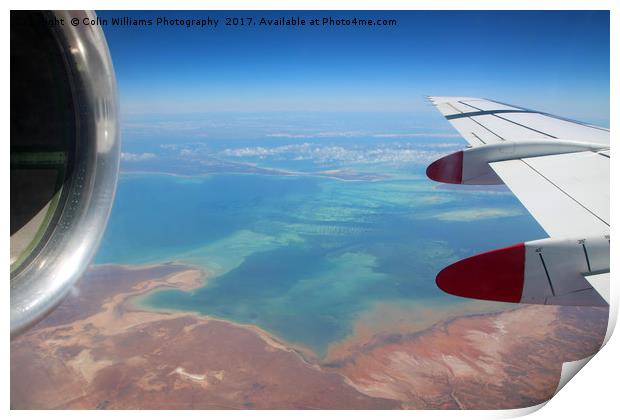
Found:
<box><xmin>426</xmin><ymin>97</ymin><xmax>609</xmax><ymax>307</ymax></box>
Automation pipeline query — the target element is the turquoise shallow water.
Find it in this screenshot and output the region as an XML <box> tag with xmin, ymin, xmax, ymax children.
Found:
<box><xmin>98</xmin><ymin>112</ymin><xmax>548</xmax><ymax>354</ymax></box>
<box><xmin>96</xmin><ymin>163</ymin><xmax>545</xmax><ymax>355</ymax></box>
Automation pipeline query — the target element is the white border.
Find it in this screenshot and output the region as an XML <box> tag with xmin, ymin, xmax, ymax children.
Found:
<box><xmin>3</xmin><ymin>1</ymin><xmax>616</xmax><ymax>419</ymax></box>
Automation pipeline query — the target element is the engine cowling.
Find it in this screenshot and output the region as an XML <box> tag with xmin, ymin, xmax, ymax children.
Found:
<box><xmin>426</xmin><ymin>140</ymin><xmax>606</xmax><ymax>185</ymax></box>
<box><xmin>436</xmin><ymin>235</ymin><xmax>609</xmax><ymax>307</ymax></box>
<box><xmin>10</xmin><ymin>11</ymin><xmax>120</xmax><ymax>336</ymax></box>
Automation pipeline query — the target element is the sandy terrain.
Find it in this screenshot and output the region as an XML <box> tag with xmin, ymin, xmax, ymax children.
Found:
<box><xmin>10</xmin><ymin>264</ymin><xmax>397</xmax><ymax>409</ymax></box>
<box><xmin>10</xmin><ymin>263</ymin><xmax>608</xmax><ymax>409</ymax></box>
<box><xmin>326</xmin><ymin>305</ymin><xmax>607</xmax><ymax>409</ymax></box>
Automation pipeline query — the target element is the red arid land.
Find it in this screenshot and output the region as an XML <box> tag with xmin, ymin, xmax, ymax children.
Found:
<box><xmin>10</xmin><ymin>264</ymin><xmax>607</xmax><ymax>409</ymax></box>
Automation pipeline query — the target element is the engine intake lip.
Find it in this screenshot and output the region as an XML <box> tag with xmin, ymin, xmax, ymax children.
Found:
<box><xmin>10</xmin><ymin>10</ymin><xmax>120</xmax><ymax>337</ymax></box>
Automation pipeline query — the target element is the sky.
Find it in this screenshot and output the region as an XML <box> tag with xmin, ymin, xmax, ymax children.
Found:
<box><xmin>98</xmin><ymin>10</ymin><xmax>610</xmax><ymax>124</ymax></box>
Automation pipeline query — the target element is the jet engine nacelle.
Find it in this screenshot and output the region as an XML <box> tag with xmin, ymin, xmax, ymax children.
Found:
<box><xmin>10</xmin><ymin>11</ymin><xmax>120</xmax><ymax>336</ymax></box>
<box><xmin>436</xmin><ymin>234</ymin><xmax>610</xmax><ymax>307</ymax></box>
<box><xmin>426</xmin><ymin>140</ymin><xmax>607</xmax><ymax>185</ymax></box>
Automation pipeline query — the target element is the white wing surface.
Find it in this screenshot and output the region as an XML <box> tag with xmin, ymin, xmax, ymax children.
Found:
<box><xmin>427</xmin><ymin>97</ymin><xmax>609</xmax><ymax>307</ymax></box>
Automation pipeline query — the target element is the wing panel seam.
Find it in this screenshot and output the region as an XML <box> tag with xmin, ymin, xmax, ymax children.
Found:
<box><xmin>492</xmin><ymin>114</ymin><xmax>557</xmax><ymax>139</ymax></box>
<box><xmin>460</xmin><ymin>99</ymin><xmax>559</xmax><ymax>139</ymax></box>
<box><xmin>467</xmin><ymin>117</ymin><xmax>506</xmax><ymax>141</ymax></box>
<box><xmin>519</xmin><ymin>159</ymin><xmax>609</xmax><ymax>227</ymax></box>
<box><xmin>446</xmin><ymin>103</ymin><xmax>464</xmax><ymax>114</ymax></box>
<box><xmin>470</xmin><ymin>132</ymin><xmax>487</xmax><ymax>145</ymax></box>
<box><xmin>483</xmin><ymin>98</ymin><xmax>610</xmax><ymax>133</ymax></box>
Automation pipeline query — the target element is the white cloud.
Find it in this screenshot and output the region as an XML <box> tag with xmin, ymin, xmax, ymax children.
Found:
<box><xmin>219</xmin><ymin>141</ymin><xmax>459</xmax><ymax>165</ymax></box>
<box><xmin>265</xmin><ymin>131</ymin><xmax>461</xmax><ymax>140</ymax></box>
<box><xmin>266</xmin><ymin>131</ymin><xmax>364</xmax><ymax>139</ymax></box>
<box><xmin>121</xmin><ymin>152</ymin><xmax>156</xmax><ymax>162</ymax></box>
<box><xmin>179</xmin><ymin>149</ymin><xmax>193</xmax><ymax>156</ymax></box>
<box><xmin>372</xmin><ymin>133</ymin><xmax>462</xmax><ymax>139</ymax></box>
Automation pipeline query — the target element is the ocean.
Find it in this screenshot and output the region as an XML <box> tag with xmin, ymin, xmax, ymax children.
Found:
<box><xmin>94</xmin><ymin>114</ymin><xmax>547</xmax><ymax>355</ymax></box>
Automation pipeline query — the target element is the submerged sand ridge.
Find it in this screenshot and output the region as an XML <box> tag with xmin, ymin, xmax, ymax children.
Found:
<box><xmin>10</xmin><ymin>263</ymin><xmax>607</xmax><ymax>409</ymax></box>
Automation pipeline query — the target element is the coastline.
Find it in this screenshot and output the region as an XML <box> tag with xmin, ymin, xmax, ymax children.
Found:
<box><xmin>11</xmin><ymin>261</ymin><xmax>609</xmax><ymax>409</ymax></box>
<box><xmin>119</xmin><ymin>165</ymin><xmax>389</xmax><ymax>183</ymax></box>
<box><xmin>127</xmin><ymin>264</ymin><xmax>321</xmax><ymax>364</ymax></box>
<box><xmin>12</xmin><ymin>262</ymin><xmax>397</xmax><ymax>409</ymax></box>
